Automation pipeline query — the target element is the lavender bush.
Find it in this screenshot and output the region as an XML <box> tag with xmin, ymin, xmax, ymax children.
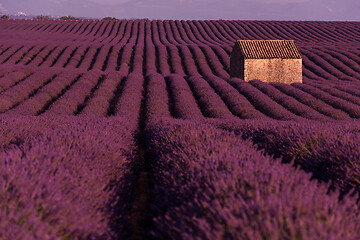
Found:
<box><xmin>217</xmin><ymin>119</ymin><xmax>360</xmax><ymax>195</ymax></box>
<box><xmin>146</xmin><ymin>119</ymin><xmax>360</xmax><ymax>239</ymax></box>
<box><xmin>0</xmin><ymin>115</ymin><xmax>137</xmax><ymax>239</ymax></box>
<box><xmin>229</xmin><ymin>77</ymin><xmax>301</xmax><ymax>120</ymax></box>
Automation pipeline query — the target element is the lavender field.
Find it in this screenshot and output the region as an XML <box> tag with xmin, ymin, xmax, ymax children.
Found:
<box><xmin>0</xmin><ymin>19</ymin><xmax>360</xmax><ymax>239</ymax></box>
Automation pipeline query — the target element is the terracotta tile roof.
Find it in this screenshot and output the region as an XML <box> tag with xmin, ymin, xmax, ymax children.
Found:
<box><xmin>236</xmin><ymin>40</ymin><xmax>302</xmax><ymax>59</ymax></box>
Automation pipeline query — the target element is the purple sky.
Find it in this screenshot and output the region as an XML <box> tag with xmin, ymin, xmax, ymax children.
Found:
<box><xmin>0</xmin><ymin>0</ymin><xmax>359</xmax><ymax>21</ymax></box>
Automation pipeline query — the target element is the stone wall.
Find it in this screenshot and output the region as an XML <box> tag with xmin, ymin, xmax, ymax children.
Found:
<box><xmin>243</xmin><ymin>58</ymin><xmax>302</xmax><ymax>84</ymax></box>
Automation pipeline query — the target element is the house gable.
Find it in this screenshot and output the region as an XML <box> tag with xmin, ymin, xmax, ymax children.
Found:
<box><xmin>230</xmin><ymin>40</ymin><xmax>302</xmax><ymax>84</ymax></box>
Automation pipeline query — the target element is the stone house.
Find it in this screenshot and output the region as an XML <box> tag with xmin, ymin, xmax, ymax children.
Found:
<box><xmin>230</xmin><ymin>40</ymin><xmax>302</xmax><ymax>84</ymax></box>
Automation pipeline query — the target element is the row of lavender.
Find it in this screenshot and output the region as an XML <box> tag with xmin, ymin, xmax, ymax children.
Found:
<box><xmin>2</xmin><ymin>19</ymin><xmax>359</xmax><ymax>45</ymax></box>
<box><xmin>1</xmin><ymin>20</ymin><xmax>359</xmax><ymax>83</ymax></box>
<box><xmin>132</xmin><ymin>69</ymin><xmax>360</xmax><ymax>236</ymax></box>
<box><xmin>1</xmin><ymin>63</ymin><xmax>359</xmax><ymax>121</ymax></box>
<box><xmin>144</xmin><ymin>119</ymin><xmax>360</xmax><ymax>239</ymax></box>
<box><xmin>2</xmin><ymin>84</ymin><xmax>360</xmax><ymax>239</ymax></box>
<box><xmin>139</xmin><ymin>67</ymin><xmax>360</xmax><ymax>239</ymax></box>
<box><xmin>0</xmin><ymin>66</ymin><xmax>144</xmax><ymax>119</ymax></box>
<box><xmin>216</xmin><ymin>119</ymin><xmax>360</xmax><ymax>196</ymax></box>
<box><xmin>0</xmin><ymin>37</ymin><xmax>232</xmax><ymax>76</ymax></box>
<box><xmin>0</xmin><ymin>38</ymin><xmax>359</xmax><ymax>84</ymax></box>
<box><xmin>0</xmin><ymin>115</ymin><xmax>138</xmax><ymax>239</ymax></box>
<box><xmin>0</xmin><ymin>55</ymin><xmax>148</xmax><ymax>239</ymax></box>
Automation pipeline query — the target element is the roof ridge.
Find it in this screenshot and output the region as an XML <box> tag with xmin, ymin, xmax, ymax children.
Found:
<box><xmin>235</xmin><ymin>40</ymin><xmax>302</xmax><ymax>59</ymax></box>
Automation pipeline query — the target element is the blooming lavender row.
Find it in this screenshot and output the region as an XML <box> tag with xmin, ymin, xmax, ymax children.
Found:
<box><xmin>0</xmin><ymin>68</ymin><xmax>60</xmax><ymax>113</ymax></box>
<box><xmin>79</xmin><ymin>70</ymin><xmax>126</xmax><ymax>117</ymax></box>
<box><xmin>114</xmin><ymin>72</ymin><xmax>144</xmax><ymax>125</ymax></box>
<box><xmin>51</xmin><ymin>44</ymin><xmax>79</xmax><ymax>68</ymax></box>
<box><xmin>217</xmin><ymin>119</ymin><xmax>360</xmax><ymax>196</ymax></box>
<box><xmin>0</xmin><ymin>115</ymin><xmax>137</xmax><ymax>239</ymax></box>
<box><xmin>188</xmin><ymin>44</ymin><xmax>214</xmax><ymax>76</ymax></box>
<box><xmin>220</xmin><ymin>21</ymin><xmax>250</xmax><ymax>40</ymax></box>
<box><xmin>326</xmin><ymin>48</ymin><xmax>360</xmax><ymax>71</ymax></box>
<box><xmin>301</xmin><ymin>48</ymin><xmax>359</xmax><ymax>82</ymax></box>
<box><xmin>334</xmin><ymin>84</ymin><xmax>360</xmax><ymax>99</ymax></box>
<box><xmin>191</xmin><ymin>20</ymin><xmax>219</xmax><ymax>45</ymax></box>
<box><xmin>182</xmin><ymin>20</ymin><xmax>206</xmax><ymax>44</ymax></box>
<box><xmin>155</xmin><ymin>20</ymin><xmax>169</xmax><ymax>45</ymax></box>
<box><xmin>1</xmin><ymin>20</ymin><xmax>359</xmax><ymax>87</ymax></box>
<box><xmin>0</xmin><ymin>67</ymin><xmax>32</xmax><ymax>92</ymax></box>
<box><xmin>77</xmin><ymin>44</ymin><xmax>103</xmax><ymax>70</ymax></box>
<box><xmin>229</xmin><ymin>77</ymin><xmax>301</xmax><ymax>120</ymax></box>
<box><xmin>167</xmin><ymin>45</ymin><xmax>186</xmax><ymax>75</ymax></box>
<box><xmin>39</xmin><ymin>45</ymin><xmax>70</xmax><ymax>68</ymax></box>
<box><xmin>311</xmin><ymin>48</ymin><xmax>360</xmax><ymax>80</ymax></box>
<box><xmin>270</xmin><ymin>82</ymin><xmax>352</xmax><ymax>120</ymax></box>
<box><xmin>155</xmin><ymin>44</ymin><xmax>171</xmax><ymax>76</ymax></box>
<box><xmin>91</xmin><ymin>45</ymin><xmax>114</xmax><ymax>71</ymax></box>
<box><xmin>144</xmin><ymin>22</ymin><xmax>157</xmax><ymax>75</ymax></box>
<box><xmin>146</xmin><ymin>119</ymin><xmax>360</xmax><ymax>239</ymax></box>
<box><xmin>249</xmin><ymin>79</ymin><xmax>331</xmax><ymax>120</ymax></box>
<box><xmin>16</xmin><ymin>45</ymin><xmax>47</xmax><ymax>65</ymax></box>
<box><xmin>199</xmin><ymin>44</ymin><xmax>229</xmax><ymax>79</ymax></box>
<box><xmin>185</xmin><ymin>75</ymin><xmax>235</xmax><ymax>119</ymax></box>
<box><xmin>292</xmin><ymin>83</ymin><xmax>360</xmax><ymax>118</ymax></box>
<box><xmin>63</xmin><ymin>45</ymin><xmax>89</xmax><ymax>68</ymax></box>
<box><xmin>8</xmin><ymin>70</ymin><xmax>83</xmax><ymax>115</ymax></box>
<box><xmin>132</xmin><ymin>45</ymin><xmax>145</xmax><ymax>74</ymax></box>
<box><xmin>204</xmin><ymin>75</ymin><xmax>268</xmax><ymax>119</ymax></box>
<box><xmin>165</xmin><ymin>73</ymin><xmax>203</xmax><ymax>120</ymax></box>
<box><xmin>107</xmin><ymin>21</ymin><xmax>128</xmax><ymax>44</ymax></box>
<box><xmin>301</xmin><ymin>53</ymin><xmax>339</xmax><ymax>81</ymax></box>
<box><xmin>234</xmin><ymin>20</ymin><xmax>269</xmax><ymax>40</ymax></box>
<box><xmin>4</xmin><ymin>44</ymin><xmax>37</xmax><ymax>65</ymax></box>
<box><xmin>0</xmin><ymin>44</ymin><xmax>24</xmax><ymax>64</ymax></box>
<box><xmin>0</xmin><ymin>63</ymin><xmax>18</xmax><ymax>77</ymax></box>
<box><xmin>117</xmin><ymin>44</ymin><xmax>133</xmax><ymax>74</ymax></box>
<box><xmin>164</xmin><ymin>20</ymin><xmax>183</xmax><ymax>45</ymax></box>
<box><xmin>96</xmin><ymin>21</ymin><xmax>120</xmax><ymax>44</ymax></box>
<box><xmin>145</xmin><ymin>73</ymin><xmax>172</xmax><ymax>121</ymax></box>
<box><xmin>198</xmin><ymin>21</ymin><xmax>230</xmax><ymax>44</ymax></box>
<box><xmin>92</xmin><ymin>21</ymin><xmax>115</xmax><ymax>41</ymax></box>
<box><xmin>43</xmin><ymin>69</ymin><xmax>104</xmax><ymax>115</ymax></box>
<box><xmin>301</xmin><ymin>66</ymin><xmax>325</xmax><ymax>82</ymax></box>
<box><xmin>306</xmin><ymin>81</ymin><xmax>360</xmax><ymax>106</ymax></box>
<box><xmin>2</xmin><ymin>20</ymin><xmax>358</xmax><ymax>47</ymax></box>
<box><xmin>104</xmin><ymin>46</ymin><xmax>121</xmax><ymax>71</ymax></box>
<box><xmin>169</xmin><ymin>20</ymin><xmax>189</xmax><ymax>44</ymax></box>
<box><xmin>177</xmin><ymin>44</ymin><xmax>200</xmax><ymax>76</ymax></box>
<box><xmin>175</xmin><ymin>20</ymin><xmax>200</xmax><ymax>44</ymax></box>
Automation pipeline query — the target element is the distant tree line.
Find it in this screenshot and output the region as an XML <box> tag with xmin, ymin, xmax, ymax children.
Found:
<box><xmin>102</xmin><ymin>17</ymin><xmax>118</xmax><ymax>21</ymax></box>
<box><xmin>33</xmin><ymin>15</ymin><xmax>51</xmax><ymax>20</ymax></box>
<box><xmin>60</xmin><ymin>16</ymin><xmax>80</xmax><ymax>20</ymax></box>
<box><xmin>31</xmin><ymin>15</ymin><xmax>80</xmax><ymax>20</ymax></box>
<box><xmin>1</xmin><ymin>14</ymin><xmax>150</xmax><ymax>21</ymax></box>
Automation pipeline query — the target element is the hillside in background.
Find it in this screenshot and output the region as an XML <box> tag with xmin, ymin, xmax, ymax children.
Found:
<box><xmin>0</xmin><ymin>19</ymin><xmax>360</xmax><ymax>239</ymax></box>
